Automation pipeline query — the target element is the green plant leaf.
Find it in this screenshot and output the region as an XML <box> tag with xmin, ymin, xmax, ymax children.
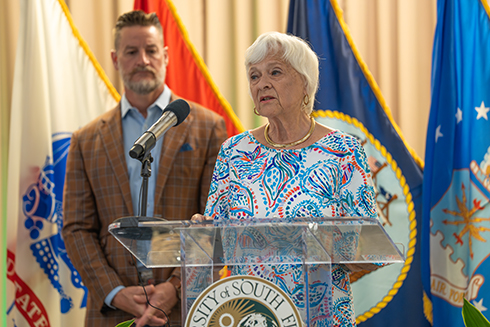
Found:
<box><xmin>115</xmin><ymin>319</ymin><xmax>135</xmax><ymax>327</ymax></box>
<box><xmin>462</xmin><ymin>298</ymin><xmax>490</xmax><ymax>327</ymax></box>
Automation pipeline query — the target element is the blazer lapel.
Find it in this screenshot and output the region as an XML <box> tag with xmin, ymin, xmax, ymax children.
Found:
<box><xmin>154</xmin><ymin>94</ymin><xmax>193</xmax><ymax>206</ymax></box>
<box><xmin>99</xmin><ymin>104</ymin><xmax>133</xmax><ymax>215</ymax></box>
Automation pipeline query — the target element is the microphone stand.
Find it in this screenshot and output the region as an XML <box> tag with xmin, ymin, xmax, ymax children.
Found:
<box><xmin>133</xmin><ymin>151</ymin><xmax>172</xmax><ymax>327</ymax></box>
<box><xmin>137</xmin><ymin>151</ymin><xmax>153</xmax><ymax>217</ymax></box>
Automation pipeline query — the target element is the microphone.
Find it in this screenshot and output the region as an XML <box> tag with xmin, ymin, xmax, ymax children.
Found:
<box><xmin>129</xmin><ymin>99</ymin><xmax>190</xmax><ymax>160</ymax></box>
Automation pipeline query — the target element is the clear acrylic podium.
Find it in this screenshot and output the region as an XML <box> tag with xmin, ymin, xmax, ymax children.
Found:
<box><xmin>109</xmin><ymin>217</ymin><xmax>404</xmax><ymax>326</ymax></box>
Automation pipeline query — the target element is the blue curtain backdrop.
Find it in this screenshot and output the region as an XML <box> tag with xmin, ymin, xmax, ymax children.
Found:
<box><xmin>287</xmin><ymin>0</ymin><xmax>429</xmax><ymax>326</ymax></box>
<box><xmin>422</xmin><ymin>0</ymin><xmax>490</xmax><ymax>325</ymax></box>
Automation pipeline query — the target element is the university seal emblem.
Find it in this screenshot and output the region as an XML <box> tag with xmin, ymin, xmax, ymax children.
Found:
<box><xmin>186</xmin><ymin>276</ymin><xmax>303</xmax><ymax>327</ymax></box>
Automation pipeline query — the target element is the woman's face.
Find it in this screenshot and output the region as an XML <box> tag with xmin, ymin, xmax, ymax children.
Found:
<box><xmin>248</xmin><ymin>52</ymin><xmax>305</xmax><ymax>119</ymax></box>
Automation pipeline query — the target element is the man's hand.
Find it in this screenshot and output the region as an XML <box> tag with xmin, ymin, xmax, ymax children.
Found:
<box><xmin>133</xmin><ymin>282</ymin><xmax>179</xmax><ymax>327</ymax></box>
<box><xmin>111</xmin><ymin>285</ymin><xmax>155</xmax><ymax>318</ymax></box>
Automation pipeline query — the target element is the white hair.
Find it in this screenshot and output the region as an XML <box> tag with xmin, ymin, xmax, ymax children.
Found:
<box><xmin>245</xmin><ymin>32</ymin><xmax>319</xmax><ymax>115</ymax></box>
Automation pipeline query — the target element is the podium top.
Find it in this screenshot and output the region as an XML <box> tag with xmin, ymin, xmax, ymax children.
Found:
<box><xmin>109</xmin><ymin>216</ymin><xmax>404</xmax><ymax>268</ymax></box>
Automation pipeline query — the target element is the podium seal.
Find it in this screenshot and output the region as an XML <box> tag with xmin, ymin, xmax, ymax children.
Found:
<box><xmin>186</xmin><ymin>275</ymin><xmax>303</xmax><ymax>327</ymax></box>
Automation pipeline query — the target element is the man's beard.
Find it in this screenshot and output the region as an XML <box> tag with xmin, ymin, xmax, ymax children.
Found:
<box><xmin>121</xmin><ymin>66</ymin><xmax>165</xmax><ymax>95</ymax></box>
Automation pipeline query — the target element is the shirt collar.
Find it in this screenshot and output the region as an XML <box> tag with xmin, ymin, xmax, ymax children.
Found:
<box><xmin>120</xmin><ymin>84</ymin><xmax>172</xmax><ymax>118</ymax></box>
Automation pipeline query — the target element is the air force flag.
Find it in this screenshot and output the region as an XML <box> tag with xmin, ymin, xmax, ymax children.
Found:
<box><xmin>422</xmin><ymin>0</ymin><xmax>490</xmax><ymax>325</ymax></box>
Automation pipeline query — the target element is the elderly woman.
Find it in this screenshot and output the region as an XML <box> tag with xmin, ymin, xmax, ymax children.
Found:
<box><xmin>200</xmin><ymin>32</ymin><xmax>377</xmax><ymax>326</ymax></box>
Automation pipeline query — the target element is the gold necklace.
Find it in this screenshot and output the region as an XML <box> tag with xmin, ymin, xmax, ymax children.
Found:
<box><xmin>264</xmin><ymin>116</ymin><xmax>316</xmax><ymax>148</ymax></box>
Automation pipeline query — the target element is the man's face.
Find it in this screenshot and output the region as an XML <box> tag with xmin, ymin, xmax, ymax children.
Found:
<box><xmin>112</xmin><ymin>25</ymin><xmax>168</xmax><ymax>95</ymax></box>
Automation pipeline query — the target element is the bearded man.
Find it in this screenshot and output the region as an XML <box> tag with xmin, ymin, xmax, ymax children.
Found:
<box><xmin>62</xmin><ymin>10</ymin><xmax>227</xmax><ymax>327</ymax></box>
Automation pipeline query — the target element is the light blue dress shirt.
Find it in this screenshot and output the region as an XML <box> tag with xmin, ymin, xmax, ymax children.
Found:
<box><xmin>104</xmin><ymin>86</ymin><xmax>172</xmax><ymax>308</ymax></box>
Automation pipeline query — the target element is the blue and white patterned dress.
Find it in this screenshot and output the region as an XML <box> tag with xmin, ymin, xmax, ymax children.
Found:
<box><xmin>204</xmin><ymin>129</ymin><xmax>377</xmax><ymax>326</ymax></box>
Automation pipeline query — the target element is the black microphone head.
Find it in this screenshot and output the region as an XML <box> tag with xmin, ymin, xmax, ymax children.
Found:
<box><xmin>164</xmin><ymin>99</ymin><xmax>190</xmax><ymax>126</ymax></box>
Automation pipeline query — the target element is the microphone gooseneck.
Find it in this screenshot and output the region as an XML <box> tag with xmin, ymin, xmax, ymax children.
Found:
<box><xmin>129</xmin><ymin>99</ymin><xmax>190</xmax><ymax>161</ymax></box>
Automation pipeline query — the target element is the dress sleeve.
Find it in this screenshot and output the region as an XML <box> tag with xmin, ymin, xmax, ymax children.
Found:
<box><xmin>341</xmin><ymin>136</ymin><xmax>378</xmax><ymax>218</ymax></box>
<box><xmin>204</xmin><ymin>141</ymin><xmax>232</xmax><ymax>219</ymax></box>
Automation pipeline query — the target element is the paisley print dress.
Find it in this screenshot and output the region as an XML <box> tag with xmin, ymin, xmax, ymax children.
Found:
<box><xmin>204</xmin><ymin>130</ymin><xmax>377</xmax><ymax>327</ymax></box>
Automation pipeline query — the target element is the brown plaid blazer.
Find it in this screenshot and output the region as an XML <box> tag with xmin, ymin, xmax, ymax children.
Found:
<box><xmin>62</xmin><ymin>93</ymin><xmax>227</xmax><ymax>327</ymax></box>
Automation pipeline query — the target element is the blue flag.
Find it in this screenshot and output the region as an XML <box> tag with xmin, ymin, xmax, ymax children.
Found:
<box><xmin>287</xmin><ymin>1</ymin><xmax>429</xmax><ymax>326</ymax></box>
<box><xmin>422</xmin><ymin>0</ymin><xmax>490</xmax><ymax>325</ymax></box>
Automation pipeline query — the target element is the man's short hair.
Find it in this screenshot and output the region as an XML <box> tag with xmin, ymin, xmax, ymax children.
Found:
<box><xmin>113</xmin><ymin>10</ymin><xmax>163</xmax><ymax>50</ymax></box>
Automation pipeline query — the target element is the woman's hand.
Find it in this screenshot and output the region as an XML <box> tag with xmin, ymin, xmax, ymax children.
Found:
<box><xmin>191</xmin><ymin>213</ymin><xmax>212</xmax><ymax>222</ymax></box>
